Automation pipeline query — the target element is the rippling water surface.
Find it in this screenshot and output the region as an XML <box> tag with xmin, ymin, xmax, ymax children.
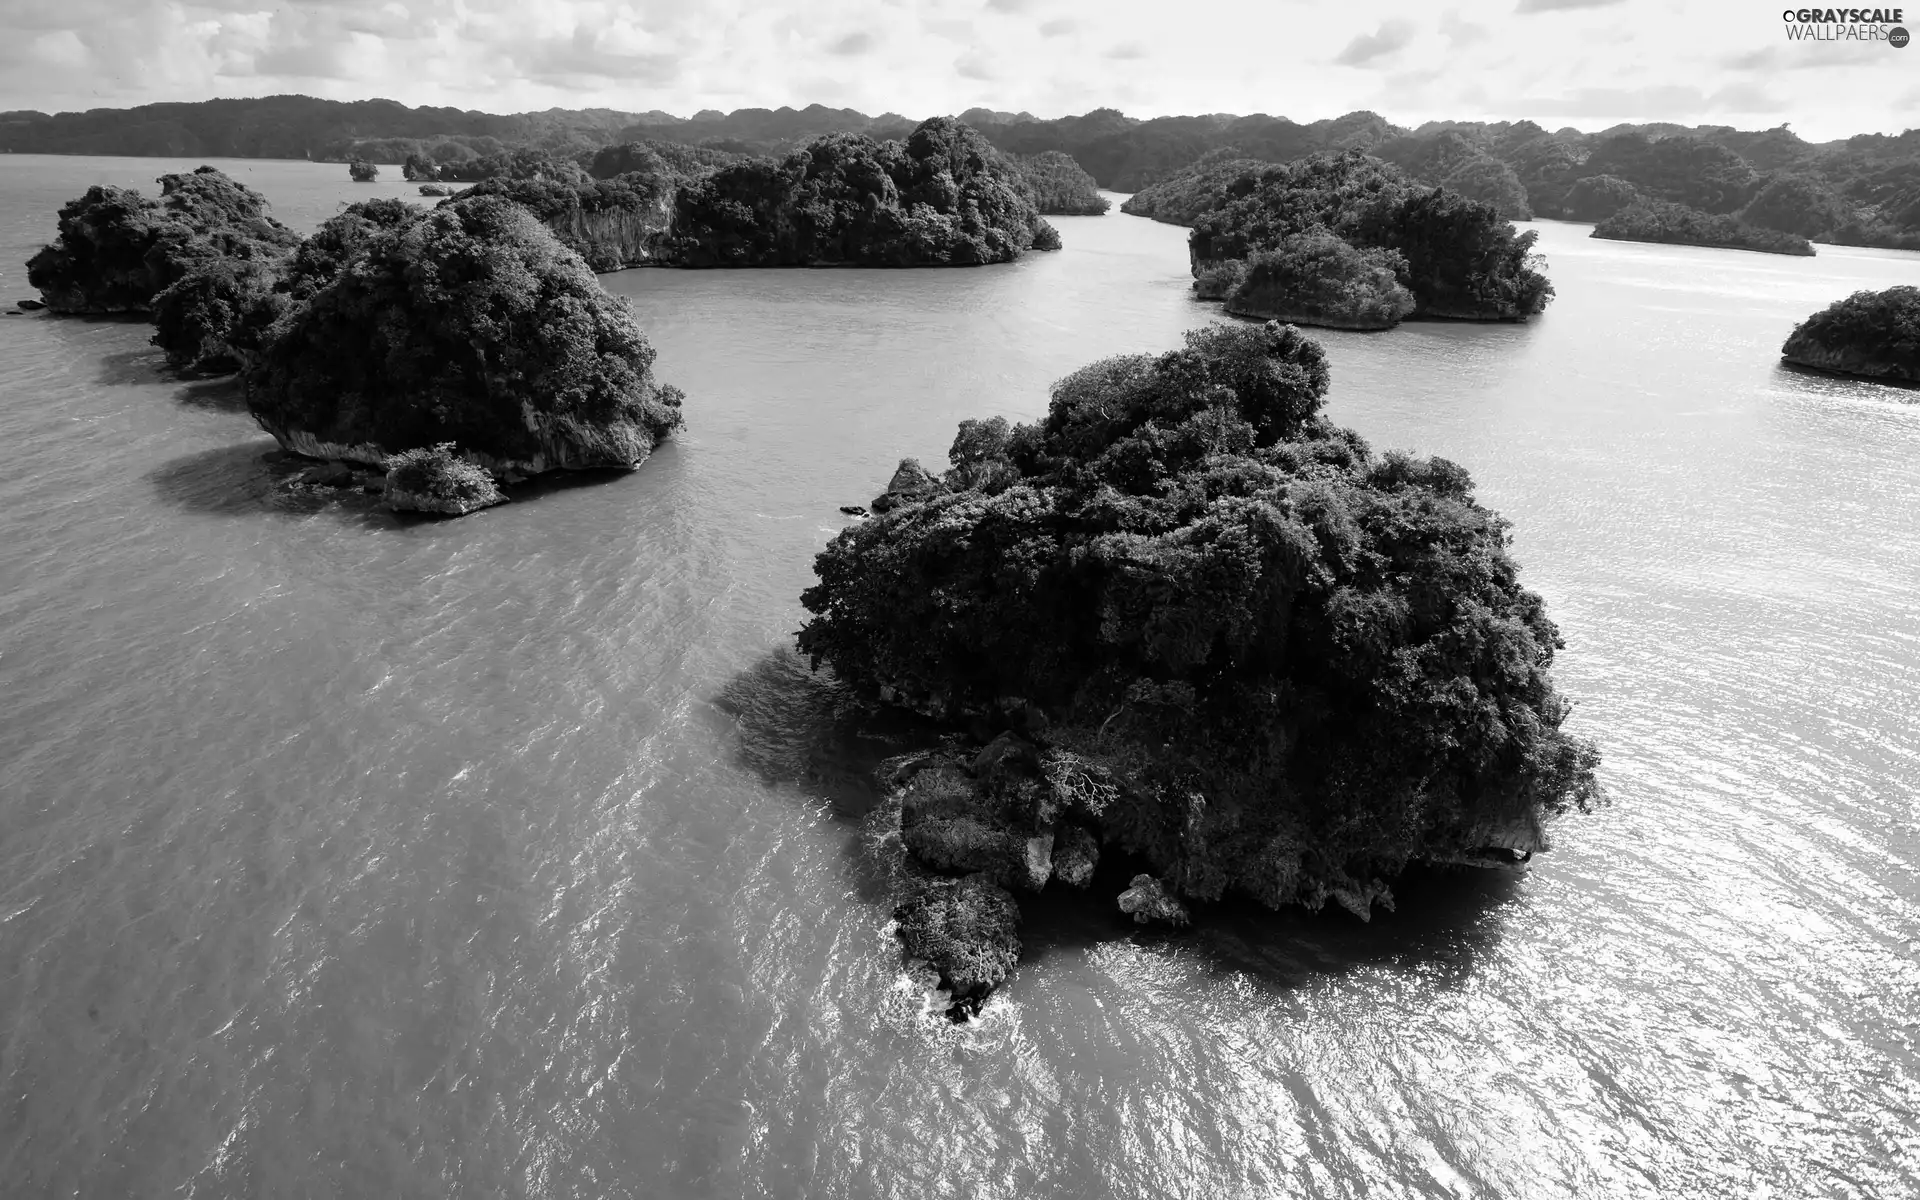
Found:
<box><xmin>0</xmin><ymin>155</ymin><xmax>1916</xmax><ymax>1199</ymax></box>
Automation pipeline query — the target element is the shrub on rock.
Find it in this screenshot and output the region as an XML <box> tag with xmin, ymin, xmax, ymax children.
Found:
<box><xmin>349</xmin><ymin>159</ymin><xmax>378</xmax><ymax>182</ymax></box>
<box><xmin>246</xmin><ymin>195</ymin><xmax>684</xmax><ymax>473</ymax></box>
<box><xmin>893</xmin><ymin>874</ymin><xmax>1022</xmax><ymax>1019</ymax></box>
<box><xmin>384</xmin><ymin>443</ymin><xmax>507</xmax><ymax>515</ymax></box>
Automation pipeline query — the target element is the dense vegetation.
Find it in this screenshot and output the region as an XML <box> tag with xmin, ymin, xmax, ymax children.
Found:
<box><xmin>1008</xmin><ymin>151</ymin><xmax>1109</xmax><ymax>215</ymax></box>
<box><xmin>1592</xmin><ymin>200</ymin><xmax>1815</xmax><ymax>255</ymax></box>
<box><xmin>1780</xmin><ymin>286</ymin><xmax>1920</xmax><ymax>382</ymax></box>
<box><xmin>800</xmin><ymin>322</ymin><xmax>1598</xmax><ymax>1008</ymax></box>
<box><xmin>25</xmin><ymin>166</ymin><xmax>301</xmax><ymax>315</ymax></box>
<box><xmin>384</xmin><ymin>444</ymin><xmax>508</xmax><ymax>515</ymax></box>
<box><xmin>667</xmin><ymin>118</ymin><xmax>1058</xmax><ymax>267</ymax></box>
<box><xmin>1120</xmin><ymin>150</ymin><xmax>1271</xmax><ymax>224</ymax></box>
<box><xmin>248</xmin><ymin>196</ymin><xmax>685</xmax><ymax>473</ymax></box>
<box><xmin>12</xmin><ymin>98</ymin><xmax>1920</xmax><ymax>249</ymax></box>
<box><xmin>1215</xmin><ymin>232</ymin><xmax>1415</xmax><ymax>329</ymax></box>
<box><xmin>1188</xmin><ymin>152</ymin><xmax>1553</xmax><ymax>322</ymax></box>
<box><xmin>348</xmin><ymin>159</ymin><xmax>378</xmax><ymax>182</ymax></box>
<box><xmin>1562</xmin><ymin>175</ymin><xmax>1641</xmax><ymax>221</ymax></box>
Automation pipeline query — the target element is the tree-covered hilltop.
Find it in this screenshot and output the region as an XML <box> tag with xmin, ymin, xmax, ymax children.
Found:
<box><xmin>1187</xmin><ymin>152</ymin><xmax>1553</xmax><ymax>324</ymax></box>
<box><xmin>25</xmin><ymin>166</ymin><xmax>301</xmax><ymax>315</ymax></box>
<box><xmin>1591</xmin><ymin>200</ymin><xmax>1815</xmax><ymax>256</ymax></box>
<box><xmin>247</xmin><ymin>196</ymin><xmax>684</xmax><ymax>475</ymax></box>
<box><xmin>798</xmin><ymin>322</ymin><xmax>1598</xmax><ymax>1013</ymax></box>
<box><xmin>667</xmin><ymin>118</ymin><xmax>1059</xmax><ymax>267</ymax></box>
<box><xmin>12</xmin><ymin>97</ymin><xmax>1920</xmax><ymax>248</ymax></box>
<box><xmin>1780</xmin><ymin>286</ymin><xmax>1920</xmax><ymax>382</ymax></box>
<box><xmin>1007</xmin><ymin>151</ymin><xmax>1109</xmax><ymax>215</ymax></box>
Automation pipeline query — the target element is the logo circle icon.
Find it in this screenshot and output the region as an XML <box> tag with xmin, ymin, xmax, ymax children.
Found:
<box><xmin>1893</xmin><ymin>26</ymin><xmax>1911</xmax><ymax>47</ymax></box>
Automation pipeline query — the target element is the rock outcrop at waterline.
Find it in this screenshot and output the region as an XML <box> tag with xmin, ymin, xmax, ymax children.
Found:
<box><xmin>247</xmin><ymin>196</ymin><xmax>684</xmax><ymax>477</ymax></box>
<box><xmin>800</xmin><ymin>321</ymin><xmax>1598</xmax><ymax>1016</ymax></box>
<box><xmin>1780</xmin><ymin>286</ymin><xmax>1920</xmax><ymax>382</ymax></box>
<box><xmin>24</xmin><ymin>166</ymin><xmax>299</xmax><ymax>314</ymax></box>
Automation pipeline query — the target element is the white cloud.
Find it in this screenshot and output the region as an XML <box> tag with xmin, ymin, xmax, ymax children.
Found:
<box><xmin>0</xmin><ymin>0</ymin><xmax>1904</xmax><ymax>142</ymax></box>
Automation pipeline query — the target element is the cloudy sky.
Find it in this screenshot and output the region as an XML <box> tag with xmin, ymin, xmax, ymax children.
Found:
<box><xmin>1</xmin><ymin>0</ymin><xmax>1913</xmax><ymax>139</ymax></box>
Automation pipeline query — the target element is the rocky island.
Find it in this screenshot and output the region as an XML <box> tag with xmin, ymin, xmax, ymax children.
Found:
<box><xmin>1183</xmin><ymin>152</ymin><xmax>1552</xmax><ymax>328</ymax></box>
<box><xmin>668</xmin><ymin>117</ymin><xmax>1059</xmax><ymax>267</ymax></box>
<box><xmin>25</xmin><ymin>166</ymin><xmax>300</xmax><ymax>314</ymax></box>
<box><xmin>247</xmin><ymin>195</ymin><xmax>684</xmax><ymax>477</ymax></box>
<box><xmin>799</xmin><ymin>321</ymin><xmax>1599</xmax><ymax>1017</ymax></box>
<box><xmin>1780</xmin><ymin>286</ymin><xmax>1920</xmax><ymax>382</ymax></box>
<box><xmin>1592</xmin><ymin>199</ymin><xmax>1814</xmax><ymax>256</ymax></box>
<box><xmin>1009</xmin><ymin>151</ymin><xmax>1110</xmax><ymax>215</ymax></box>
<box><xmin>25</xmin><ymin>169</ymin><xmax>687</xmax><ymax>516</ymax></box>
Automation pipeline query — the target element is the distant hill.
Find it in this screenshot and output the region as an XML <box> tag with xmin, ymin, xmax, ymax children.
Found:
<box><xmin>5</xmin><ymin>95</ymin><xmax>1917</xmax><ymax>248</ymax></box>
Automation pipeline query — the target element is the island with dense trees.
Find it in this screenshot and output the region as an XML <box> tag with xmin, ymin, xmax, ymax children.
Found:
<box><xmin>798</xmin><ymin>321</ymin><xmax>1599</xmax><ymax>1017</ymax></box>
<box><xmin>667</xmin><ymin>117</ymin><xmax>1058</xmax><ymax>267</ymax></box>
<box><xmin>1202</xmin><ymin>232</ymin><xmax>1416</xmax><ymax>329</ymax></box>
<box><xmin>1591</xmin><ymin>200</ymin><xmax>1814</xmax><ymax>255</ymax></box>
<box><xmin>1008</xmin><ymin>151</ymin><xmax>1109</xmax><ymax>215</ymax></box>
<box><xmin>247</xmin><ymin>196</ymin><xmax>684</xmax><ymax>476</ymax></box>
<box><xmin>1780</xmin><ymin>286</ymin><xmax>1920</xmax><ymax>382</ymax></box>
<box><xmin>24</xmin><ymin>168</ymin><xmax>688</xmax><ymax>515</ymax></box>
<box><xmin>1183</xmin><ymin>152</ymin><xmax>1552</xmax><ymax>325</ymax></box>
<box><xmin>24</xmin><ymin>166</ymin><xmax>300</xmax><ymax>314</ymax></box>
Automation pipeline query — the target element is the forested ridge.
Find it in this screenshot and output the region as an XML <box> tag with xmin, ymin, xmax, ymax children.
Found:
<box><xmin>10</xmin><ymin>96</ymin><xmax>1920</xmax><ymax>248</ymax></box>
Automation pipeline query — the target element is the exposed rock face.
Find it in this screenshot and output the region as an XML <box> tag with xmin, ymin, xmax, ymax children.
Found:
<box><xmin>1118</xmin><ymin>875</ymin><xmax>1191</xmax><ymax>926</ymax></box>
<box><xmin>247</xmin><ymin>196</ymin><xmax>685</xmax><ymax>478</ymax></box>
<box><xmin>1781</xmin><ymin>341</ymin><xmax>1920</xmax><ymax>382</ymax></box>
<box><xmin>1780</xmin><ymin>288</ymin><xmax>1920</xmax><ymax>382</ymax></box>
<box><xmin>25</xmin><ymin>167</ymin><xmax>299</xmax><ymax>314</ymax></box>
<box><xmin>868</xmin><ymin>458</ymin><xmax>945</xmax><ymax>514</ymax></box>
<box><xmin>448</xmin><ymin>174</ymin><xmax>678</xmax><ymax>272</ymax></box>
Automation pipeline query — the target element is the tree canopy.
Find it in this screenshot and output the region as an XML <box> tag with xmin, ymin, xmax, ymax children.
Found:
<box><xmin>1187</xmin><ymin>152</ymin><xmax>1553</xmax><ymax>321</ymax></box>
<box><xmin>246</xmin><ymin>196</ymin><xmax>684</xmax><ymax>472</ymax></box>
<box><xmin>800</xmin><ymin>322</ymin><xmax>1598</xmax><ymax>973</ymax></box>
<box><xmin>668</xmin><ymin>117</ymin><xmax>1057</xmax><ymax>267</ymax></box>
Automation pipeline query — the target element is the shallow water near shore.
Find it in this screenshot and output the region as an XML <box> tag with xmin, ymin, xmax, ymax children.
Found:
<box><xmin>1</xmin><ymin>155</ymin><xmax>1917</xmax><ymax>1198</ymax></box>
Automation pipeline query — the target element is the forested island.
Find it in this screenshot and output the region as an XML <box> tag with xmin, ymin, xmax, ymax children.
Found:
<box><xmin>1780</xmin><ymin>287</ymin><xmax>1920</xmax><ymax>382</ymax></box>
<box><xmin>667</xmin><ymin>119</ymin><xmax>1058</xmax><ymax>266</ymax></box>
<box><xmin>798</xmin><ymin>321</ymin><xmax>1599</xmax><ymax>1017</ymax></box>
<box><xmin>1175</xmin><ymin>152</ymin><xmax>1552</xmax><ymax>328</ymax></box>
<box><xmin>24</xmin><ymin>168</ymin><xmax>684</xmax><ymax>514</ymax></box>
<box><xmin>1591</xmin><ymin>200</ymin><xmax>1815</xmax><ymax>255</ymax></box>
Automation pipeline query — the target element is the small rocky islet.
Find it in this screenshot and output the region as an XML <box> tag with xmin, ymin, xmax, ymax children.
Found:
<box><xmin>1780</xmin><ymin>285</ymin><xmax>1920</xmax><ymax>383</ymax></box>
